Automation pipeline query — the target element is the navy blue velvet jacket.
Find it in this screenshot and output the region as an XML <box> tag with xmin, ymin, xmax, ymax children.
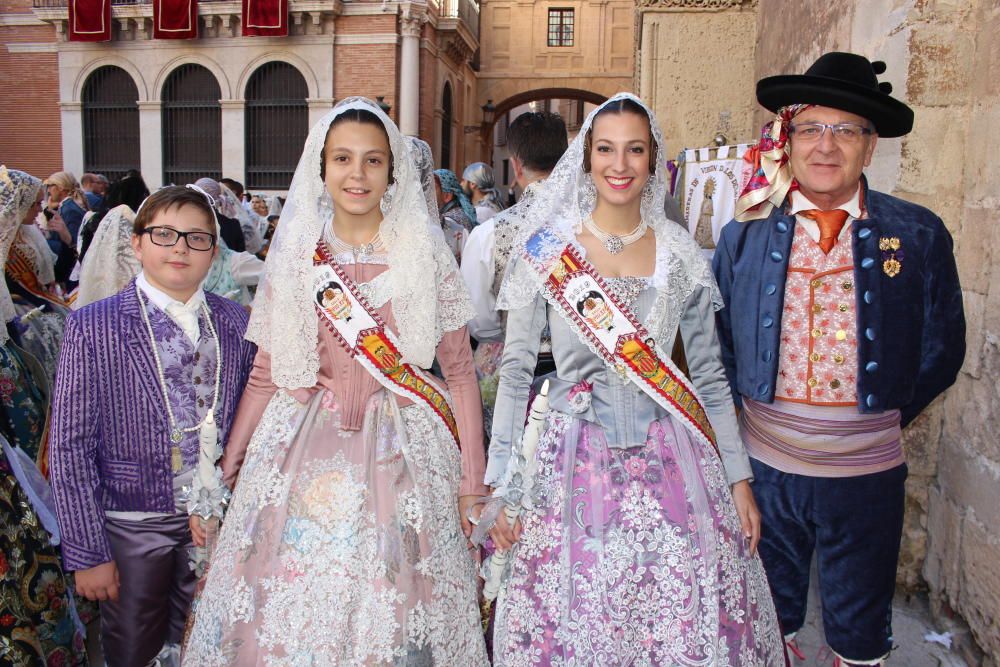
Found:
<box><xmin>712</xmin><ymin>180</ymin><xmax>965</xmax><ymax>428</ymax></box>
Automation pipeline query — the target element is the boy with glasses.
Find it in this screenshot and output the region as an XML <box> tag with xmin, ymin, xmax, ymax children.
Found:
<box><xmin>49</xmin><ymin>186</ymin><xmax>257</xmax><ymax>666</ymax></box>
<box><xmin>713</xmin><ymin>52</ymin><xmax>965</xmax><ymax>666</ymax></box>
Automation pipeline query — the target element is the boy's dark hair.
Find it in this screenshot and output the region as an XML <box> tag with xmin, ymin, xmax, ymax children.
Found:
<box><xmin>219</xmin><ymin>178</ymin><xmax>244</xmax><ymax>199</ymax></box>
<box><xmin>582</xmin><ymin>98</ymin><xmax>658</xmax><ymax>174</ymax></box>
<box><xmin>320</xmin><ymin>108</ymin><xmax>394</xmax><ymax>183</ymax></box>
<box><xmin>133</xmin><ymin>186</ymin><xmax>215</xmax><ymax>236</ymax></box>
<box><xmin>506</xmin><ymin>111</ymin><xmax>568</xmax><ymax>174</ymax></box>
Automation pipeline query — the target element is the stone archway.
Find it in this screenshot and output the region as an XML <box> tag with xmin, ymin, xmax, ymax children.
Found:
<box><xmin>480</xmin><ymin>87</ymin><xmax>611</xmax><ymax>160</ymax></box>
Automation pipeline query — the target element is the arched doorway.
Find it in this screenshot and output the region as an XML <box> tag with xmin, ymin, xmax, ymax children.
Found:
<box><xmin>161</xmin><ymin>63</ymin><xmax>222</xmax><ymax>185</ymax></box>
<box><xmin>485</xmin><ymin>88</ymin><xmax>607</xmax><ymax>192</ymax></box>
<box><xmin>82</xmin><ymin>66</ymin><xmax>140</xmax><ymax>182</ymax></box>
<box><xmin>245</xmin><ymin>61</ymin><xmax>309</xmax><ymax>190</ymax></box>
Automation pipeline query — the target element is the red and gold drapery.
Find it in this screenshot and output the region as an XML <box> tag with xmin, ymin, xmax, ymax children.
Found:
<box><xmin>242</xmin><ymin>0</ymin><xmax>288</xmax><ymax>36</ymax></box>
<box><xmin>68</xmin><ymin>0</ymin><xmax>111</xmax><ymax>42</ymax></box>
<box><xmin>153</xmin><ymin>0</ymin><xmax>199</xmax><ymax>39</ymax></box>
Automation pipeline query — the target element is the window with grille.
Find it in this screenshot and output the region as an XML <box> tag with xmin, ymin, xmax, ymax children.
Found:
<box><xmin>161</xmin><ymin>64</ymin><xmax>221</xmax><ymax>186</ymax></box>
<box><xmin>245</xmin><ymin>62</ymin><xmax>309</xmax><ymax>190</ymax></box>
<box><xmin>441</xmin><ymin>83</ymin><xmax>453</xmax><ymax>171</ymax></box>
<box><xmin>547</xmin><ymin>8</ymin><xmax>574</xmax><ymax>47</ymax></box>
<box><xmin>82</xmin><ymin>66</ymin><xmax>140</xmax><ymax>182</ymax></box>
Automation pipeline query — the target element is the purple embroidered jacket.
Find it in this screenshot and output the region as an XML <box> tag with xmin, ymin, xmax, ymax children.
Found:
<box><xmin>49</xmin><ymin>280</ymin><xmax>256</xmax><ymax>571</ymax></box>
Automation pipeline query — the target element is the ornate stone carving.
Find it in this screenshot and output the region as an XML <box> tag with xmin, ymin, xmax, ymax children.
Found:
<box><xmin>399</xmin><ymin>5</ymin><xmax>427</xmax><ymax>38</ymax></box>
<box><xmin>636</xmin><ymin>0</ymin><xmax>756</xmax><ymax>8</ymax></box>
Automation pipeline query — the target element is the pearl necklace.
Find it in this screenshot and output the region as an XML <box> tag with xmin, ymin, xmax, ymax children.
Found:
<box><xmin>135</xmin><ymin>285</ymin><xmax>222</xmax><ymax>473</ymax></box>
<box><xmin>583</xmin><ymin>216</ymin><xmax>648</xmax><ymax>255</ymax></box>
<box><xmin>328</xmin><ymin>225</ymin><xmax>385</xmax><ymax>258</ymax></box>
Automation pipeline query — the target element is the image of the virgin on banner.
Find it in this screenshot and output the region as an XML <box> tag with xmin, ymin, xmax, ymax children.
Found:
<box><xmin>68</xmin><ymin>0</ymin><xmax>111</xmax><ymax>42</ymax></box>
<box><xmin>680</xmin><ymin>144</ymin><xmax>753</xmax><ymax>257</ymax></box>
<box><xmin>153</xmin><ymin>0</ymin><xmax>198</xmax><ymax>39</ymax></box>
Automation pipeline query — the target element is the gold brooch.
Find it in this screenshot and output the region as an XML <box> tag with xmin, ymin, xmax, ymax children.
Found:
<box><xmin>879</xmin><ymin>237</ymin><xmax>903</xmax><ymax>278</ymax></box>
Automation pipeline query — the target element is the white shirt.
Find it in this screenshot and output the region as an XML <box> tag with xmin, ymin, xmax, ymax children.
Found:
<box><xmin>474</xmin><ymin>203</ymin><xmax>498</xmax><ymax>226</ymax></box>
<box><xmin>788</xmin><ymin>186</ymin><xmax>863</xmax><ymax>244</ymax></box>
<box><xmin>460</xmin><ymin>217</ymin><xmax>501</xmax><ymax>342</ymax></box>
<box><xmin>136</xmin><ymin>271</ymin><xmax>207</xmax><ymax>345</ymax></box>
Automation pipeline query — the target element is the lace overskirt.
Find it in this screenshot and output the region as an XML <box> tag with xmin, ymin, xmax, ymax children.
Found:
<box><xmin>492</xmin><ymin>412</ymin><xmax>785</xmax><ymax>666</ymax></box>
<box><xmin>183</xmin><ymin>389</ymin><xmax>489</xmax><ymax>666</ymax></box>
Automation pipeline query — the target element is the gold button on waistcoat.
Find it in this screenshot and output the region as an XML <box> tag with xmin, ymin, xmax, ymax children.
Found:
<box><xmin>813</xmin><ymin>304</ymin><xmax>823</xmax><ymax>314</ymax></box>
<box><xmin>834</xmin><ymin>354</ymin><xmax>845</xmax><ymax>364</ymax></box>
<box><xmin>835</xmin><ymin>330</ymin><xmax>847</xmax><ymax>341</ymax></box>
<box><xmin>810</xmin><ymin>352</ymin><xmax>822</xmax><ymax>362</ymax></box>
<box><xmin>842</xmin><ymin>281</ymin><xmax>853</xmax><ymax>291</ymax></box>
<box><xmin>808</xmin><ymin>377</ymin><xmax>818</xmax><ymax>387</ymax></box>
<box><xmin>830</xmin><ymin>379</ymin><xmax>841</xmax><ymax>389</ymax></box>
<box><xmin>811</xmin><ymin>279</ymin><xmax>822</xmax><ymax>289</ymax></box>
<box><xmin>838</xmin><ymin>303</ymin><xmax>849</xmax><ymax>312</ymax></box>
<box><xmin>812</xmin><ymin>328</ymin><xmax>823</xmax><ymax>338</ymax></box>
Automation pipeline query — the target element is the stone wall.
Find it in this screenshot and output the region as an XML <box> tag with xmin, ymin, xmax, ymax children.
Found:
<box><xmin>753</xmin><ymin>0</ymin><xmax>1000</xmax><ymax>662</ymax></box>
<box><xmin>636</xmin><ymin>0</ymin><xmax>759</xmax><ymax>157</ymax></box>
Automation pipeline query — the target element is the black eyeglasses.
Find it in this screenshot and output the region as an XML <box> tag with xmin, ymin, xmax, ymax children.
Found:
<box><xmin>143</xmin><ymin>226</ymin><xmax>216</xmax><ymax>251</ymax></box>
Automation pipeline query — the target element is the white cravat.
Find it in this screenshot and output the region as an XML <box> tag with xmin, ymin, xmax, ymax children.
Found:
<box><xmin>136</xmin><ymin>272</ymin><xmax>205</xmax><ymax>345</ymax></box>
<box><xmin>165</xmin><ymin>301</ymin><xmax>202</xmax><ymax>345</ymax></box>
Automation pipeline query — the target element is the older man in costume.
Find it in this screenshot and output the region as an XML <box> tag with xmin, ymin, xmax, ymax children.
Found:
<box><xmin>713</xmin><ymin>52</ymin><xmax>965</xmax><ymax>666</ymax></box>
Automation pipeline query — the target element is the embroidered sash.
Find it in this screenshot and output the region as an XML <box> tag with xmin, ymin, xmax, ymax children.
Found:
<box><xmin>524</xmin><ymin>232</ymin><xmax>718</xmax><ymax>454</ymax></box>
<box><xmin>312</xmin><ymin>242</ymin><xmax>460</xmax><ymax>448</ymax></box>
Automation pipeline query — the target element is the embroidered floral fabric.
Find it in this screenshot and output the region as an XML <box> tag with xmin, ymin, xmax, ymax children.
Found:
<box><xmin>492</xmin><ymin>411</ymin><xmax>783</xmax><ymax>666</ymax></box>
<box><xmin>486</xmin><ymin>282</ymin><xmax>776</xmax><ymax>661</ymax></box>
<box><xmin>183</xmin><ymin>390</ymin><xmax>488</xmax><ymax>665</ymax></box>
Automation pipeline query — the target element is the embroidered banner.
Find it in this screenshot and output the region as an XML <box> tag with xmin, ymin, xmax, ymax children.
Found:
<box><xmin>525</xmin><ymin>231</ymin><xmax>718</xmax><ymax>454</ymax></box>
<box><xmin>242</xmin><ymin>0</ymin><xmax>288</xmax><ymax>36</ymax></box>
<box><xmin>153</xmin><ymin>0</ymin><xmax>198</xmax><ymax>39</ymax></box>
<box><xmin>680</xmin><ymin>143</ymin><xmax>754</xmax><ymax>253</ymax></box>
<box><xmin>68</xmin><ymin>0</ymin><xmax>111</xmax><ymax>42</ymax></box>
<box><xmin>312</xmin><ymin>243</ymin><xmax>460</xmax><ymax>448</ymax></box>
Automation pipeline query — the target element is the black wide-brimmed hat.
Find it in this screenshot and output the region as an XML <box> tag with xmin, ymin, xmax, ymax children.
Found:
<box><xmin>756</xmin><ymin>52</ymin><xmax>914</xmax><ymax>138</ymax></box>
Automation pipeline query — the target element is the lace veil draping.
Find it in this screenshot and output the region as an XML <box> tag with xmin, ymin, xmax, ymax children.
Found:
<box><xmin>405</xmin><ymin>136</ymin><xmax>442</xmax><ymax>226</ymax></box>
<box><xmin>15</xmin><ymin>224</ymin><xmax>57</xmax><ymax>286</ymax></box>
<box><xmin>496</xmin><ymin>93</ymin><xmax>722</xmax><ymax>344</ymax></box>
<box><xmin>0</xmin><ymin>166</ymin><xmax>43</xmax><ymax>345</ymax></box>
<box><xmin>75</xmin><ymin>205</ymin><xmax>140</xmax><ymax>309</ymax></box>
<box><xmin>246</xmin><ymin>97</ymin><xmax>474</xmax><ymax>389</ymax></box>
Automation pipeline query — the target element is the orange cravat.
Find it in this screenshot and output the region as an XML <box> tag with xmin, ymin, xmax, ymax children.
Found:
<box><xmin>800</xmin><ymin>209</ymin><xmax>850</xmax><ymax>254</ymax></box>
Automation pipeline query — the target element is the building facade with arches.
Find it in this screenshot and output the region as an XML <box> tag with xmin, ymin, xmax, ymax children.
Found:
<box><xmin>1</xmin><ymin>0</ymin><xmax>481</xmax><ymax>190</ymax></box>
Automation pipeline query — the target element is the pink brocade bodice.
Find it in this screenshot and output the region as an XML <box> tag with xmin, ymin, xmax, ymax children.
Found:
<box><xmin>775</xmin><ymin>224</ymin><xmax>859</xmax><ymax>406</ymax></box>
<box><xmin>222</xmin><ymin>261</ymin><xmax>488</xmax><ymax>496</ymax></box>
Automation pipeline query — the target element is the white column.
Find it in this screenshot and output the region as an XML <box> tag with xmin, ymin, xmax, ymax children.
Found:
<box><xmin>59</xmin><ymin>101</ymin><xmax>84</xmax><ymax>176</ymax></box>
<box><xmin>137</xmin><ymin>101</ymin><xmax>163</xmax><ymax>189</ymax></box>
<box><xmin>220</xmin><ymin>100</ymin><xmax>245</xmax><ymax>185</ymax></box>
<box><xmin>308</xmin><ymin>98</ymin><xmax>336</xmax><ymax>127</ymax></box>
<box><xmin>398</xmin><ymin>8</ymin><xmax>424</xmax><ymax>136</ymax></box>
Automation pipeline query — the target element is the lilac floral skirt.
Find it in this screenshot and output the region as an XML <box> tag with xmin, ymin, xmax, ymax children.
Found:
<box><xmin>493</xmin><ymin>412</ymin><xmax>784</xmax><ymax>666</ymax></box>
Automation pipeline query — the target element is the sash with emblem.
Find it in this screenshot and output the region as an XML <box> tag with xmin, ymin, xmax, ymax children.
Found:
<box><xmin>312</xmin><ymin>242</ymin><xmax>461</xmax><ymax>448</ymax></box>
<box><xmin>523</xmin><ymin>230</ymin><xmax>718</xmax><ymax>454</ymax></box>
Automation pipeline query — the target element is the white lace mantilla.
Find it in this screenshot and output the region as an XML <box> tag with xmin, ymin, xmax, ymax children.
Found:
<box><xmin>495</xmin><ymin>93</ymin><xmax>722</xmax><ymax>347</ymax></box>
<box><xmin>246</xmin><ymin>98</ymin><xmax>474</xmax><ymax>389</ymax></box>
<box><xmin>0</xmin><ymin>167</ymin><xmax>43</xmax><ymax>342</ymax></box>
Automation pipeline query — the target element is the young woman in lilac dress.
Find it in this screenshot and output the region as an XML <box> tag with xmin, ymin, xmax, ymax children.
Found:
<box><xmin>484</xmin><ymin>94</ymin><xmax>785</xmax><ymax>665</ymax></box>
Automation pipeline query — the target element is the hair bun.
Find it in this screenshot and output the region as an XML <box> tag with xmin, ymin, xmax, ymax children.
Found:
<box><xmin>872</xmin><ymin>60</ymin><xmax>887</xmax><ymax>75</ymax></box>
<box><xmin>878</xmin><ymin>81</ymin><xmax>893</xmax><ymax>94</ymax></box>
